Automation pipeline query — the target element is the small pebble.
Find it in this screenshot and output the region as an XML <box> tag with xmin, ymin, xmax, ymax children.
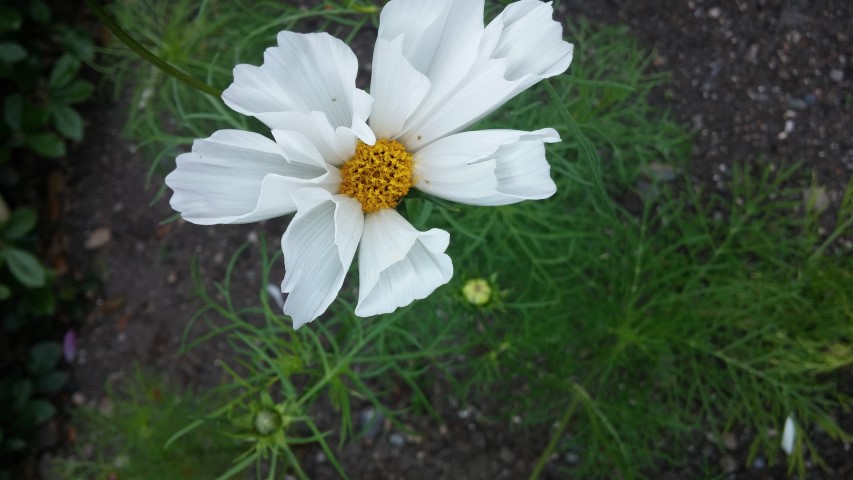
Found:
<box><xmin>499</xmin><ymin>447</ymin><xmax>515</xmax><ymax>464</ymax></box>
<box><xmin>829</xmin><ymin>69</ymin><xmax>844</xmax><ymax>82</ymax></box>
<box><xmin>358</xmin><ymin>408</ymin><xmax>384</xmax><ymax>439</ymax></box>
<box><xmin>471</xmin><ymin>432</ymin><xmax>487</xmax><ymax>450</ymax></box>
<box><xmin>723</xmin><ymin>432</ymin><xmax>738</xmax><ymax>450</ymax></box>
<box><xmin>752</xmin><ymin>456</ymin><xmax>766</xmax><ymax>469</ymax></box>
<box><xmin>388</xmin><ymin>433</ymin><xmax>405</xmax><ymax>447</ymax></box>
<box><xmin>720</xmin><ymin>455</ymin><xmax>738</xmax><ymax>473</ymax></box>
<box><xmin>565</xmin><ymin>451</ymin><xmax>581</xmax><ymax>465</ymax></box>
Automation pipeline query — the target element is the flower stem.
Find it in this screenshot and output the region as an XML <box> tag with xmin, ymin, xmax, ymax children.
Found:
<box><xmin>528</xmin><ymin>392</ymin><xmax>581</xmax><ymax>480</ymax></box>
<box><xmin>83</xmin><ymin>0</ymin><xmax>222</xmax><ymax>98</ymax></box>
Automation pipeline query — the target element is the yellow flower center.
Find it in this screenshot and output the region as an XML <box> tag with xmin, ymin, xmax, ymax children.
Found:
<box><xmin>339</xmin><ymin>139</ymin><xmax>414</xmax><ymax>213</ymax></box>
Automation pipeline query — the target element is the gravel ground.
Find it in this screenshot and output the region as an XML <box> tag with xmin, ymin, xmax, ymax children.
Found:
<box><xmin>35</xmin><ymin>1</ymin><xmax>852</xmax><ymax>479</ymax></box>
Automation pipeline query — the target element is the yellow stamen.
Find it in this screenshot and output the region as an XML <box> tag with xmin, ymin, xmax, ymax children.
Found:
<box><xmin>339</xmin><ymin>139</ymin><xmax>414</xmax><ymax>213</ymax></box>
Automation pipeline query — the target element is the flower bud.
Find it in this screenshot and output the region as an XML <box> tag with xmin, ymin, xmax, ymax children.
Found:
<box><xmin>462</xmin><ymin>278</ymin><xmax>491</xmax><ymax>306</ymax></box>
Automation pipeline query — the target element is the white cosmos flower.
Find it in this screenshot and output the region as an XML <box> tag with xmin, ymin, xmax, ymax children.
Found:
<box><xmin>165</xmin><ymin>0</ymin><xmax>573</xmax><ymax>329</ymax></box>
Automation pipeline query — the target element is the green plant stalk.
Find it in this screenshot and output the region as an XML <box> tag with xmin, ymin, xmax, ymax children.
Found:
<box><xmin>83</xmin><ymin>0</ymin><xmax>222</xmax><ymax>98</ymax></box>
<box><xmin>529</xmin><ymin>387</ymin><xmax>582</xmax><ymax>480</ymax></box>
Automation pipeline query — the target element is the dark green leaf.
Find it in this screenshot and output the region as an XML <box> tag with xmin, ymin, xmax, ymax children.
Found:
<box><xmin>50</xmin><ymin>105</ymin><xmax>84</xmax><ymax>141</ymax></box>
<box><xmin>20</xmin><ymin>102</ymin><xmax>49</xmax><ymax>131</ymax></box>
<box><xmin>48</xmin><ymin>54</ymin><xmax>80</xmax><ymax>89</ymax></box>
<box><xmin>28</xmin><ymin>400</ymin><xmax>55</xmax><ymax>424</ymax></box>
<box><xmin>25</xmin><ymin>132</ymin><xmax>66</xmax><ymax>158</ymax></box>
<box><xmin>4</xmin><ymin>437</ymin><xmax>27</xmax><ymax>452</ymax></box>
<box><xmin>3</xmin><ymin>313</ymin><xmax>26</xmax><ymax>331</ymax></box>
<box><xmin>0</xmin><ymin>7</ymin><xmax>22</xmax><ymax>33</ymax></box>
<box><xmin>2</xmin><ymin>207</ymin><xmax>37</xmax><ymax>239</ymax></box>
<box><xmin>0</xmin><ymin>284</ymin><xmax>10</xmax><ymax>300</ymax></box>
<box><xmin>0</xmin><ymin>42</ymin><xmax>26</xmax><ymax>64</ymax></box>
<box><xmin>11</xmin><ymin>380</ymin><xmax>33</xmax><ymax>408</ymax></box>
<box><xmin>28</xmin><ymin>342</ymin><xmax>61</xmax><ymax>373</ymax></box>
<box><xmin>3</xmin><ymin>94</ymin><xmax>22</xmax><ymax>130</ymax></box>
<box><xmin>4</xmin><ymin>247</ymin><xmax>47</xmax><ymax>287</ymax></box>
<box><xmin>53</xmin><ymin>79</ymin><xmax>93</xmax><ymax>104</ymax></box>
<box><xmin>57</xmin><ymin>26</ymin><xmax>95</xmax><ymax>62</ymax></box>
<box><xmin>28</xmin><ymin>1</ymin><xmax>50</xmax><ymax>25</ymax></box>
<box><xmin>36</xmin><ymin>371</ymin><xmax>67</xmax><ymax>394</ymax></box>
<box><xmin>21</xmin><ymin>287</ymin><xmax>56</xmax><ymax>316</ymax></box>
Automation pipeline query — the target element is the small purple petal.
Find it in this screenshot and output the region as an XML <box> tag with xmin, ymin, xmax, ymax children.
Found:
<box><xmin>63</xmin><ymin>329</ymin><xmax>76</xmax><ymax>362</ymax></box>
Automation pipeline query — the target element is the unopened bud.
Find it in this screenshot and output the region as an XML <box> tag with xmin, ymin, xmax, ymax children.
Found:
<box><xmin>462</xmin><ymin>278</ymin><xmax>491</xmax><ymax>306</ymax></box>
<box><xmin>254</xmin><ymin>409</ymin><xmax>282</xmax><ymax>436</ymax></box>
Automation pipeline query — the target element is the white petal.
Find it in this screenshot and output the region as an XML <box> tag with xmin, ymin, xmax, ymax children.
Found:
<box><xmin>781</xmin><ymin>415</ymin><xmax>796</xmax><ymax>455</ymax></box>
<box><xmin>222</xmin><ymin>31</ymin><xmax>374</xmax><ymax>144</ymax></box>
<box><xmin>356</xmin><ymin>210</ymin><xmax>452</xmax><ymax>317</ymax></box>
<box><xmin>481</xmin><ymin>0</ymin><xmax>574</xmax><ymax>81</ymax></box>
<box><xmin>414</xmin><ymin>128</ymin><xmax>559</xmax><ymax>205</ymax></box>
<box><xmin>165</xmin><ymin>130</ymin><xmax>338</xmax><ymax>225</ymax></box>
<box><xmin>368</xmin><ymin>36</ymin><xmax>430</xmax><ymax>139</ymax></box>
<box><xmin>281</xmin><ymin>189</ymin><xmax>363</xmax><ymax>329</ymax></box>
<box><xmin>399</xmin><ymin>1</ymin><xmax>573</xmax><ymax>149</ymax></box>
<box><xmin>372</xmin><ymin>0</ymin><xmax>484</xmax><ymax>141</ymax></box>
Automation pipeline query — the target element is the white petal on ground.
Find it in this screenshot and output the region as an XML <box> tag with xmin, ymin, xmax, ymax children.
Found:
<box><xmin>166</xmin><ymin>130</ymin><xmax>339</xmax><ymax>225</ymax></box>
<box><xmin>371</xmin><ymin>0</ymin><xmax>484</xmax><ymax>140</ymax></box>
<box><xmin>222</xmin><ymin>32</ymin><xmax>374</xmax><ymax>144</ymax></box>
<box><xmin>356</xmin><ymin>209</ymin><xmax>452</xmax><ymax>317</ymax></box>
<box><xmin>781</xmin><ymin>415</ymin><xmax>796</xmax><ymax>455</ymax></box>
<box><xmin>414</xmin><ymin>128</ymin><xmax>560</xmax><ymax>205</ymax></box>
<box><xmin>281</xmin><ymin>189</ymin><xmax>363</xmax><ymax>329</ymax></box>
<box><xmin>399</xmin><ymin>0</ymin><xmax>573</xmax><ymax>150</ymax></box>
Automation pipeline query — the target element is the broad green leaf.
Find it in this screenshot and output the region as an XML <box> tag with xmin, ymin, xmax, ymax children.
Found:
<box><xmin>50</xmin><ymin>105</ymin><xmax>83</xmax><ymax>141</ymax></box>
<box><xmin>4</xmin><ymin>247</ymin><xmax>47</xmax><ymax>287</ymax></box>
<box><xmin>0</xmin><ymin>7</ymin><xmax>22</xmax><ymax>33</ymax></box>
<box><xmin>29</xmin><ymin>342</ymin><xmax>61</xmax><ymax>372</ymax></box>
<box><xmin>25</xmin><ymin>132</ymin><xmax>66</xmax><ymax>158</ymax></box>
<box><xmin>0</xmin><ymin>42</ymin><xmax>26</xmax><ymax>64</ymax></box>
<box><xmin>36</xmin><ymin>371</ymin><xmax>67</xmax><ymax>394</ymax></box>
<box><xmin>48</xmin><ymin>54</ymin><xmax>80</xmax><ymax>89</ymax></box>
<box><xmin>28</xmin><ymin>399</ymin><xmax>55</xmax><ymax>424</ymax></box>
<box><xmin>3</xmin><ymin>94</ymin><xmax>22</xmax><ymax>130</ymax></box>
<box><xmin>2</xmin><ymin>207</ymin><xmax>37</xmax><ymax>239</ymax></box>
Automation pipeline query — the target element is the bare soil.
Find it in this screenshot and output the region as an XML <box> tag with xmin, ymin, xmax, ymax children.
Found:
<box><xmin>35</xmin><ymin>1</ymin><xmax>852</xmax><ymax>479</ymax></box>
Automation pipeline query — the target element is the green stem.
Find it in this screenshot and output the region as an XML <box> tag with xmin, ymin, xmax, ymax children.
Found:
<box><xmin>808</xmin><ymin>213</ymin><xmax>853</xmax><ymax>262</ymax></box>
<box><xmin>83</xmin><ymin>0</ymin><xmax>222</xmax><ymax>98</ymax></box>
<box><xmin>529</xmin><ymin>393</ymin><xmax>581</xmax><ymax>480</ymax></box>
